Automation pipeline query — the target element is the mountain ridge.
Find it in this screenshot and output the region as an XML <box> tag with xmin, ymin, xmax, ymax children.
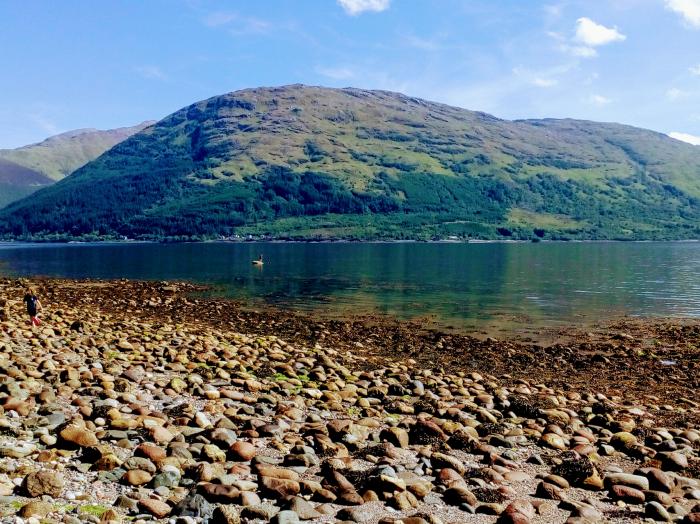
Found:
<box><xmin>9</xmin><ymin>122</ymin><xmax>156</xmax><ymax>150</ymax></box>
<box><xmin>1</xmin><ymin>84</ymin><xmax>698</xmax><ymax>241</ymax></box>
<box><xmin>0</xmin><ymin>121</ymin><xmax>154</xmax><ymax>207</ymax></box>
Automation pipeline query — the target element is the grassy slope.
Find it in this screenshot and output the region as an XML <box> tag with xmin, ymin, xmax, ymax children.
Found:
<box><xmin>0</xmin><ymin>122</ymin><xmax>154</xmax><ymax>180</ymax></box>
<box><xmin>0</xmin><ymin>122</ymin><xmax>154</xmax><ymax>208</ymax></box>
<box><xmin>0</xmin><ymin>85</ymin><xmax>698</xmax><ymax>240</ymax></box>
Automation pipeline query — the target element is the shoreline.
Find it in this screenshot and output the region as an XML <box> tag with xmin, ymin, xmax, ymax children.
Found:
<box><xmin>0</xmin><ymin>276</ymin><xmax>698</xmax><ymax>523</ymax></box>
<box><xmin>9</xmin><ymin>276</ymin><xmax>700</xmax><ymax>424</ymax></box>
<box><xmin>1</xmin><ymin>238</ymin><xmax>700</xmax><ymax>246</ymax></box>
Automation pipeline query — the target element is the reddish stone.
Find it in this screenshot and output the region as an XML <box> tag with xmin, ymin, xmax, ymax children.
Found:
<box><xmin>231</xmin><ymin>441</ymin><xmax>256</xmax><ymax>461</ymax></box>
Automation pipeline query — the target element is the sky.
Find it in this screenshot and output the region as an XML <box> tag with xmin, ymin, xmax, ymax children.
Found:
<box><xmin>1</xmin><ymin>0</ymin><xmax>700</xmax><ymax>148</ymax></box>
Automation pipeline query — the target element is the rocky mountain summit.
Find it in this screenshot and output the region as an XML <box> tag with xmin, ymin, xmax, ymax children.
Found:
<box><xmin>0</xmin><ymin>277</ymin><xmax>698</xmax><ymax>523</ymax></box>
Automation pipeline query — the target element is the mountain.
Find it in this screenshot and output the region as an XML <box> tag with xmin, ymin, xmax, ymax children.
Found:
<box><xmin>0</xmin><ymin>158</ymin><xmax>54</xmax><ymax>210</ymax></box>
<box><xmin>0</xmin><ymin>85</ymin><xmax>698</xmax><ymax>241</ymax></box>
<box><xmin>0</xmin><ymin>122</ymin><xmax>154</xmax><ymax>208</ymax></box>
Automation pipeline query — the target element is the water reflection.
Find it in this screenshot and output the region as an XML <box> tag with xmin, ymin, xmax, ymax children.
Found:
<box><xmin>0</xmin><ymin>241</ymin><xmax>698</xmax><ymax>332</ymax></box>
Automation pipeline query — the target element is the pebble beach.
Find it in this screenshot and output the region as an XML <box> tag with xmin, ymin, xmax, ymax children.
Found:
<box><xmin>0</xmin><ymin>277</ymin><xmax>698</xmax><ymax>524</ymax></box>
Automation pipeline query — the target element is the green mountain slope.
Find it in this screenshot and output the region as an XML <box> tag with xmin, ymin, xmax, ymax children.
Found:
<box><xmin>0</xmin><ymin>121</ymin><xmax>154</xmax><ymax>207</ymax></box>
<box><xmin>1</xmin><ymin>85</ymin><xmax>698</xmax><ymax>240</ymax></box>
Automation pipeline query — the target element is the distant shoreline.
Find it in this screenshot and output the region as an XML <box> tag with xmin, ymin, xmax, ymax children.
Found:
<box><xmin>1</xmin><ymin>238</ymin><xmax>699</xmax><ymax>246</ymax></box>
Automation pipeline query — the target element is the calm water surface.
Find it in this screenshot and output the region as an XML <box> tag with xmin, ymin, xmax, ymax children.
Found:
<box><xmin>0</xmin><ymin>241</ymin><xmax>698</xmax><ymax>334</ymax></box>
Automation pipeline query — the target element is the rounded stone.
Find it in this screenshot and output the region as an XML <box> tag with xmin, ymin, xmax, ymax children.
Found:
<box><xmin>24</xmin><ymin>470</ymin><xmax>64</xmax><ymax>498</ymax></box>
<box><xmin>231</xmin><ymin>441</ymin><xmax>256</xmax><ymax>461</ymax></box>
<box><xmin>138</xmin><ymin>498</ymin><xmax>171</xmax><ymax>518</ymax></box>
<box><xmin>123</xmin><ymin>469</ymin><xmax>152</xmax><ymax>486</ymax></box>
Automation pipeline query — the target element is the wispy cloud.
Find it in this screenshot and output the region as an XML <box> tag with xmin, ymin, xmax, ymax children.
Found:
<box><xmin>669</xmin><ymin>131</ymin><xmax>700</xmax><ymax>144</ymax></box>
<box><xmin>667</xmin><ymin>87</ymin><xmax>690</xmax><ymax>100</ymax></box>
<box><xmin>666</xmin><ymin>0</ymin><xmax>700</xmax><ymax>28</ymax></box>
<box><xmin>533</xmin><ymin>77</ymin><xmax>559</xmax><ymax>87</ymax></box>
<box><xmin>135</xmin><ymin>65</ymin><xmax>167</xmax><ymax>81</ymax></box>
<box><xmin>403</xmin><ymin>34</ymin><xmax>444</xmax><ymax>51</ymax></box>
<box><xmin>337</xmin><ymin>0</ymin><xmax>390</xmax><ymax>16</ymax></box>
<box><xmin>201</xmin><ymin>11</ymin><xmax>270</xmax><ymax>35</ymax></box>
<box><xmin>543</xmin><ymin>3</ymin><xmax>565</xmax><ymax>20</ymax></box>
<box><xmin>566</xmin><ymin>45</ymin><xmax>599</xmax><ymax>58</ymax></box>
<box><xmin>589</xmin><ymin>94</ymin><xmax>612</xmax><ymax>106</ymax></box>
<box><xmin>689</xmin><ymin>64</ymin><xmax>700</xmax><ymax>75</ymax></box>
<box><xmin>316</xmin><ymin>66</ymin><xmax>355</xmax><ymax>80</ymax></box>
<box><xmin>423</xmin><ymin>63</ymin><xmax>574</xmax><ymax>117</ymax></box>
<box><xmin>29</xmin><ymin>113</ymin><xmax>61</xmax><ymax>136</ymax></box>
<box><xmin>549</xmin><ymin>31</ymin><xmax>595</xmax><ymax>57</ymax></box>
<box><xmin>203</xmin><ymin>11</ymin><xmax>237</xmax><ymax>27</ymax></box>
<box><xmin>582</xmin><ymin>72</ymin><xmax>600</xmax><ymax>86</ymax></box>
<box><xmin>513</xmin><ymin>66</ymin><xmax>560</xmax><ymax>88</ymax></box>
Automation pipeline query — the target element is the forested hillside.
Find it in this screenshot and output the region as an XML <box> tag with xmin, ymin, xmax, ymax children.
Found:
<box><xmin>1</xmin><ymin>85</ymin><xmax>698</xmax><ymax>241</ymax></box>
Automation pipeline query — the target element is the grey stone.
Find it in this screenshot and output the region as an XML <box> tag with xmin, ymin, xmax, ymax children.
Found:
<box><xmin>273</xmin><ymin>511</ymin><xmax>300</xmax><ymax>524</ymax></box>
<box><xmin>171</xmin><ymin>493</ymin><xmax>213</xmax><ymax>519</ymax></box>
<box><xmin>645</xmin><ymin>501</ymin><xmax>672</xmax><ymax>522</ymax></box>
<box><xmin>604</xmin><ymin>473</ymin><xmax>649</xmax><ymax>491</ymax></box>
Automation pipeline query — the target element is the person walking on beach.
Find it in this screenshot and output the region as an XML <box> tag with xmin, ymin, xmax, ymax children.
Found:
<box><xmin>23</xmin><ymin>287</ymin><xmax>42</xmax><ymax>326</ymax></box>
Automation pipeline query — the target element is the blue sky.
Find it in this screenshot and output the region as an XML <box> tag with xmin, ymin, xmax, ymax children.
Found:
<box><xmin>1</xmin><ymin>0</ymin><xmax>700</xmax><ymax>148</ymax></box>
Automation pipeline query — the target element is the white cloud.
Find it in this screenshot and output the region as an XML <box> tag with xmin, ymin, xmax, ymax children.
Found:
<box><xmin>566</xmin><ymin>45</ymin><xmax>598</xmax><ymax>58</ymax></box>
<box><xmin>666</xmin><ymin>0</ymin><xmax>700</xmax><ymax>27</ymax></box>
<box><xmin>135</xmin><ymin>65</ymin><xmax>167</xmax><ymax>81</ymax></box>
<box><xmin>574</xmin><ymin>17</ymin><xmax>626</xmax><ymax>46</ymax></box>
<box><xmin>669</xmin><ymin>131</ymin><xmax>700</xmax><ymax>144</ymax></box>
<box><xmin>553</xmin><ymin>18</ymin><xmax>624</xmax><ymax>59</ymax></box>
<box><xmin>689</xmin><ymin>64</ymin><xmax>700</xmax><ymax>75</ymax></box>
<box><xmin>589</xmin><ymin>94</ymin><xmax>612</xmax><ymax>106</ymax></box>
<box><xmin>337</xmin><ymin>0</ymin><xmax>390</xmax><ymax>16</ymax></box>
<box><xmin>316</xmin><ymin>66</ymin><xmax>355</xmax><ymax>80</ymax></box>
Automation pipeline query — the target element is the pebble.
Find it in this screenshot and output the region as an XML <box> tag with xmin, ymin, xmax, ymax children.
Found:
<box><xmin>646</xmin><ymin>501</ymin><xmax>673</xmax><ymax>522</ymax></box>
<box><xmin>23</xmin><ymin>470</ymin><xmax>64</xmax><ymax>498</ymax></box>
<box><xmin>0</xmin><ymin>278</ymin><xmax>696</xmax><ymax>524</ymax></box>
<box><xmin>604</xmin><ymin>473</ymin><xmax>649</xmax><ymax>491</ymax></box>
<box><xmin>273</xmin><ymin>510</ymin><xmax>300</xmax><ymax>524</ymax></box>
<box><xmin>138</xmin><ymin>498</ymin><xmax>172</xmax><ymax>518</ymax></box>
<box><xmin>18</xmin><ymin>501</ymin><xmax>54</xmax><ymax>518</ymax></box>
<box><xmin>610</xmin><ymin>485</ymin><xmax>645</xmax><ymax>504</ymax></box>
<box><xmin>124</xmin><ymin>469</ymin><xmax>153</xmax><ymax>486</ymax></box>
<box><xmin>231</xmin><ymin>441</ymin><xmax>256</xmax><ymax>461</ymax></box>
